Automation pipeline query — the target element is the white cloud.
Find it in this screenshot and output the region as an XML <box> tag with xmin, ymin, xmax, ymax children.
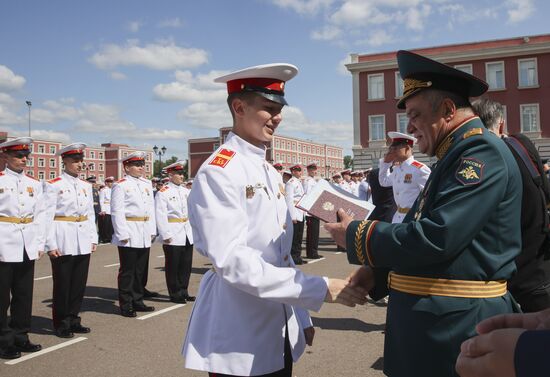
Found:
<box><xmin>153</xmin><ymin>70</ymin><xmax>228</xmax><ymax>102</ymax></box>
<box><xmin>89</xmin><ymin>39</ymin><xmax>209</xmax><ymax>71</ymax></box>
<box><xmin>311</xmin><ymin>25</ymin><xmax>342</xmax><ymax>41</ymax></box>
<box><xmin>0</xmin><ymin>65</ymin><xmax>26</xmax><ymax>91</ymax></box>
<box><xmin>74</xmin><ymin>104</ymin><xmax>136</xmax><ymax>132</ymax></box>
<box><xmin>356</xmin><ymin>29</ymin><xmax>395</xmax><ymax>47</ymax></box>
<box><xmin>271</xmin><ymin>0</ymin><xmax>335</xmax><ymax>16</ymax></box>
<box><xmin>337</xmin><ymin>55</ymin><xmax>351</xmax><ymax>75</ymax></box>
<box><xmin>125</xmin><ymin>128</ymin><xmax>190</xmax><ymax>140</ymax></box>
<box><xmin>0</xmin><ymin>93</ymin><xmax>16</xmax><ymax>105</ymax></box>
<box><xmin>178</xmin><ymin>102</ymin><xmax>231</xmax><ymax>129</ymax></box>
<box><xmin>29</xmin><ymin>129</ymin><xmax>72</xmax><ymax>143</ymax></box>
<box><xmin>110</xmin><ymin>71</ymin><xmax>127</xmax><ymax>80</ymax></box>
<box><xmin>506</xmin><ymin>0</ymin><xmax>534</xmax><ymax>23</ymax></box>
<box><xmin>31</xmin><ymin>100</ymin><xmax>82</xmax><ymax>124</ymax></box>
<box><xmin>158</xmin><ymin>17</ymin><xmax>183</xmax><ymax>28</ymax></box>
<box><xmin>127</xmin><ymin>21</ymin><xmax>143</xmax><ymax>33</ymax></box>
<box><xmin>0</xmin><ymin>104</ymin><xmax>23</xmax><ymax>125</ymax></box>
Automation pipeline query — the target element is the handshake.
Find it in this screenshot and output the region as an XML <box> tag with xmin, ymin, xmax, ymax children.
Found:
<box><xmin>324</xmin><ymin>266</ymin><xmax>374</xmax><ymax>307</ymax></box>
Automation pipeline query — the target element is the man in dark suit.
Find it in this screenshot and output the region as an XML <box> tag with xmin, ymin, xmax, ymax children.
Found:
<box><xmin>367</xmin><ymin>168</ymin><xmax>396</xmax><ymax>222</ymax></box>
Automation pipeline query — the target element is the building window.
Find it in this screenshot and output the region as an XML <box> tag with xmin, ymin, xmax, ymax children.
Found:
<box><xmin>276</xmin><ymin>153</ymin><xmax>280</xmax><ymax>161</ymax></box>
<box><xmin>518</xmin><ymin>58</ymin><xmax>538</xmax><ymax>87</ymax></box>
<box><xmin>397</xmin><ymin>113</ymin><xmax>408</xmax><ymax>134</ymax></box>
<box><xmin>49</xmin><ymin>145</ymin><xmax>56</xmax><ymax>154</ymax></box>
<box><xmin>520</xmin><ymin>104</ymin><xmax>540</xmax><ymax>133</ymax></box>
<box><xmin>27</xmin><ymin>170</ymin><xmax>34</xmax><ymax>177</ymax></box>
<box><xmin>49</xmin><ymin>158</ymin><xmax>56</xmax><ymax>168</ymax></box>
<box><xmin>298</xmin><ymin>156</ymin><xmax>302</xmax><ymax>163</ymax></box>
<box><xmin>99</xmin><ymin>163</ymin><xmax>104</xmax><ymax>171</ymax></box>
<box><xmin>27</xmin><ymin>157</ymin><xmax>34</xmax><ymax>167</ymax></box>
<box><xmin>99</xmin><ymin>152</ymin><xmax>104</xmax><ymax>159</ymax></box>
<box><xmin>99</xmin><ymin>174</ymin><xmax>104</xmax><ymax>182</ymax></box>
<box><xmin>395</xmin><ymin>72</ymin><xmax>404</xmax><ymax>98</ymax></box>
<box><xmin>123</xmin><ymin>152</ymin><xmax>128</xmax><ymax>158</ymax></box>
<box><xmin>368</xmin><ymin>73</ymin><xmax>384</xmax><ymax>100</ymax></box>
<box><xmin>146</xmin><ymin>165</ymin><xmax>150</xmax><ymax>172</ymax></box>
<box><xmin>38</xmin><ymin>144</ymin><xmax>45</xmax><ymax>153</ymax></box>
<box><xmin>145</xmin><ymin>154</ymin><xmax>150</xmax><ymax>161</ymax></box>
<box><xmin>486</xmin><ymin>61</ymin><xmax>505</xmax><ymax>90</ymax></box>
<box><xmin>213</xmin><ymin>143</ymin><xmax>219</xmax><ymax>151</ymax></box>
<box><xmin>38</xmin><ymin>171</ymin><xmax>45</xmax><ymax>180</ymax></box>
<box><xmin>49</xmin><ymin>171</ymin><xmax>56</xmax><ymax>179</ymax></box>
<box><xmin>38</xmin><ymin>158</ymin><xmax>45</xmax><ymax>168</ymax></box>
<box><xmin>90</xmin><ymin>151</ymin><xmax>95</xmax><ymax>159</ymax></box>
<box><xmin>369</xmin><ymin>115</ymin><xmax>385</xmax><ymax>141</ymax></box>
<box><xmin>454</xmin><ymin>64</ymin><xmax>473</xmax><ymax>75</ymax></box>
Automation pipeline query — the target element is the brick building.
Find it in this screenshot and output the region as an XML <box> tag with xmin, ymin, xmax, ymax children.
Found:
<box><xmin>0</xmin><ymin>131</ymin><xmax>153</xmax><ymax>182</ymax></box>
<box><xmin>346</xmin><ymin>34</ymin><xmax>550</xmax><ymax>169</ymax></box>
<box><xmin>188</xmin><ymin>127</ymin><xmax>344</xmax><ymax>178</ymax></box>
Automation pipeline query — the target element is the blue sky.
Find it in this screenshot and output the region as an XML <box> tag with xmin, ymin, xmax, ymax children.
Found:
<box><xmin>0</xmin><ymin>0</ymin><xmax>548</xmax><ymax>159</ymax></box>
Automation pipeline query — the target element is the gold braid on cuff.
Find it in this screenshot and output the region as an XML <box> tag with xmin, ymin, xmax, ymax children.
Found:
<box><xmin>354</xmin><ymin>220</ymin><xmax>369</xmax><ymax>265</ymax></box>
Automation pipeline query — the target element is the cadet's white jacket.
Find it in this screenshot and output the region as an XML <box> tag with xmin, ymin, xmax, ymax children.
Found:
<box><xmin>183</xmin><ymin>132</ymin><xmax>328</xmax><ymax>376</ymax></box>
<box><xmin>0</xmin><ymin>168</ymin><xmax>46</xmax><ymax>262</ymax></box>
<box><xmin>285</xmin><ymin>176</ymin><xmax>305</xmax><ymax>222</ymax></box>
<box><xmin>154</xmin><ymin>182</ymin><xmax>193</xmax><ymax>246</ymax></box>
<box><xmin>110</xmin><ymin>176</ymin><xmax>156</xmax><ymax>248</ymax></box>
<box><xmin>379</xmin><ymin>156</ymin><xmax>431</xmax><ymax>223</ymax></box>
<box><xmin>99</xmin><ymin>186</ymin><xmax>111</xmax><ymax>215</ymax></box>
<box><xmin>43</xmin><ymin>172</ymin><xmax>98</xmax><ymax>255</ymax></box>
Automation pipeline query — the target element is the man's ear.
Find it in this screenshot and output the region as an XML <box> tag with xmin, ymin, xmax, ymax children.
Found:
<box><xmin>441</xmin><ymin>98</ymin><xmax>457</xmax><ymax>121</ymax></box>
<box><xmin>231</xmin><ymin>98</ymin><xmax>246</xmax><ymax>118</ymax></box>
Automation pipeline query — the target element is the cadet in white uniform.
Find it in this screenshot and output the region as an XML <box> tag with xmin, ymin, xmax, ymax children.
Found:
<box><xmin>339</xmin><ymin>170</ymin><xmax>355</xmax><ymax>194</ymax></box>
<box><xmin>302</xmin><ymin>163</ymin><xmax>321</xmax><ymax>259</ymax></box>
<box><xmin>379</xmin><ymin>132</ymin><xmax>431</xmax><ymax>223</ymax></box>
<box><xmin>98</xmin><ymin>176</ymin><xmax>114</xmax><ymax>243</ymax></box>
<box><xmin>285</xmin><ymin>164</ymin><xmax>307</xmax><ymax>265</ymax></box>
<box><xmin>44</xmin><ymin>143</ymin><xmax>97</xmax><ymax>338</ymax></box>
<box><xmin>0</xmin><ymin>137</ymin><xmax>45</xmax><ymax>359</ymax></box>
<box><xmin>154</xmin><ymin>161</ymin><xmax>195</xmax><ymax>303</ymax></box>
<box><xmin>358</xmin><ymin>170</ymin><xmax>372</xmax><ymax>202</ymax></box>
<box><xmin>183</xmin><ymin>63</ymin><xmax>367</xmax><ymax>377</ymax></box>
<box><xmin>111</xmin><ymin>152</ymin><xmax>156</xmax><ymax>317</ymax></box>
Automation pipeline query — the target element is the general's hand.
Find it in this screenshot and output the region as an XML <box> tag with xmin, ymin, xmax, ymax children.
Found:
<box><xmin>324</xmin><ymin>278</ymin><xmax>368</xmax><ymax>307</ymax></box>
<box><xmin>304</xmin><ymin>326</ymin><xmax>315</xmax><ymax>346</ymax></box>
<box><xmin>324</xmin><ymin>209</ymin><xmax>353</xmax><ymax>248</ymax></box>
<box><xmin>455</xmin><ymin>328</ymin><xmax>524</xmax><ymax>377</ymax></box>
<box><xmin>91</xmin><ymin>244</ymin><xmax>97</xmax><ymax>252</ymax></box>
<box><xmin>476</xmin><ymin>308</ymin><xmax>550</xmax><ymax>334</ymax></box>
<box><xmin>48</xmin><ymin>249</ymin><xmax>61</xmax><ymax>258</ymax></box>
<box><xmin>120</xmin><ymin>239</ymin><xmax>129</xmax><ymax>245</ymax></box>
<box><xmin>347</xmin><ymin>266</ymin><xmax>375</xmax><ymax>292</ymax></box>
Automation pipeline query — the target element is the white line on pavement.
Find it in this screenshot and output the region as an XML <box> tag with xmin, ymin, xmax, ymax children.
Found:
<box><xmin>5</xmin><ymin>337</ymin><xmax>87</xmax><ymax>365</ymax></box>
<box><xmin>104</xmin><ymin>263</ymin><xmax>120</xmax><ymax>268</ymax></box>
<box><xmin>156</xmin><ymin>255</ymin><xmax>164</xmax><ymax>258</ymax></box>
<box><xmin>334</xmin><ymin>252</ymin><xmax>343</xmax><ymax>255</ymax></box>
<box><xmin>34</xmin><ymin>275</ymin><xmax>52</xmax><ymax>281</ymax></box>
<box><xmin>306</xmin><ymin>257</ymin><xmax>326</xmax><ymax>264</ymax></box>
<box><xmin>137</xmin><ymin>304</ymin><xmax>185</xmax><ymax>320</ymax></box>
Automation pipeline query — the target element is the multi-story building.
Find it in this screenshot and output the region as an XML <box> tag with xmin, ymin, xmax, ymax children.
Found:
<box><xmin>0</xmin><ymin>131</ymin><xmax>153</xmax><ymax>182</ymax></box>
<box><xmin>346</xmin><ymin>34</ymin><xmax>550</xmax><ymax>169</ymax></box>
<box><xmin>188</xmin><ymin>127</ymin><xmax>344</xmax><ymax>178</ymax></box>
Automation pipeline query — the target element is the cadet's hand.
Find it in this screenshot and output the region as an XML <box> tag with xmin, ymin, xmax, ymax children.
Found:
<box><xmin>455</xmin><ymin>328</ymin><xmax>524</xmax><ymax>377</ymax></box>
<box><xmin>151</xmin><ymin>235</ymin><xmax>156</xmax><ymax>242</ymax></box>
<box><xmin>292</xmin><ymin>220</ymin><xmax>297</xmax><ymax>224</ymax></box>
<box><xmin>324</xmin><ymin>209</ymin><xmax>353</xmax><ymax>249</ymax></box>
<box><xmin>99</xmin><ymin>211</ymin><xmax>106</xmax><ymax>216</ymax></box>
<box><xmin>347</xmin><ymin>266</ymin><xmax>375</xmax><ymax>292</ymax></box>
<box><xmin>38</xmin><ymin>250</ymin><xmax>45</xmax><ymax>259</ymax></box>
<box><xmin>91</xmin><ymin>244</ymin><xmax>97</xmax><ymax>253</ymax></box>
<box><xmin>324</xmin><ymin>278</ymin><xmax>368</xmax><ymax>307</ymax></box>
<box><xmin>48</xmin><ymin>249</ymin><xmax>61</xmax><ymax>258</ymax></box>
<box><xmin>384</xmin><ymin>149</ymin><xmax>396</xmax><ymax>163</ymax></box>
<box><xmin>120</xmin><ymin>239</ymin><xmax>129</xmax><ymax>245</ymax></box>
<box><xmin>304</xmin><ymin>326</ymin><xmax>315</xmax><ymax>346</ymax></box>
<box><xmin>475</xmin><ymin>308</ymin><xmax>550</xmax><ymax>334</ymax></box>
<box><xmin>163</xmin><ymin>238</ymin><xmax>172</xmax><ymax>244</ymax></box>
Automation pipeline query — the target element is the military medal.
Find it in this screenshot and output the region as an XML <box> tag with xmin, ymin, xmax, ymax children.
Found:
<box><xmin>245</xmin><ymin>185</ymin><xmax>255</xmax><ymax>198</ymax></box>
<box><xmin>27</xmin><ymin>187</ymin><xmax>34</xmax><ymax>197</ymax></box>
<box><xmin>0</xmin><ymin>188</ymin><xmax>4</xmax><ymax>194</ymax></box>
<box><xmin>279</xmin><ymin>183</ymin><xmax>286</xmax><ymax>197</ymax></box>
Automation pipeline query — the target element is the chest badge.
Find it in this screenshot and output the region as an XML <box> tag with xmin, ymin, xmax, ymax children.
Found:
<box><xmin>27</xmin><ymin>187</ymin><xmax>34</xmax><ymax>197</ymax></box>
<box><xmin>0</xmin><ymin>188</ymin><xmax>3</xmax><ymax>194</ymax></box>
<box><xmin>456</xmin><ymin>158</ymin><xmax>484</xmax><ymax>186</ymax></box>
<box><xmin>404</xmin><ymin>174</ymin><xmax>412</xmax><ymax>184</ymax></box>
<box><xmin>245</xmin><ymin>185</ymin><xmax>255</xmax><ymax>199</ymax></box>
<box><xmin>279</xmin><ymin>184</ymin><xmax>286</xmax><ymax>197</ymax></box>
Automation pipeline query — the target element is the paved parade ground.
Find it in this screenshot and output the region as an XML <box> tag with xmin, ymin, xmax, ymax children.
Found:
<box><xmin>1</xmin><ymin>234</ymin><xmax>387</xmax><ymax>377</ymax></box>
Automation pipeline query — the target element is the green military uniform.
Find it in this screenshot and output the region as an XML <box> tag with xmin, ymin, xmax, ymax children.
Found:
<box><xmin>346</xmin><ymin>51</ymin><xmax>522</xmax><ymax>377</ymax></box>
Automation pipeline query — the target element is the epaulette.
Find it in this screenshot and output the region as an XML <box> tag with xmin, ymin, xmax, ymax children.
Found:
<box><xmin>159</xmin><ymin>186</ymin><xmax>169</xmax><ymax>192</ymax></box>
<box><xmin>208</xmin><ymin>148</ymin><xmax>236</xmax><ymax>168</ymax></box>
<box><xmin>411</xmin><ymin>161</ymin><xmax>425</xmax><ymax>169</ymax></box>
<box><xmin>117</xmin><ymin>178</ymin><xmax>126</xmax><ymax>183</ymax></box>
<box><xmin>463</xmin><ymin>128</ymin><xmax>483</xmax><ymax>140</ymax></box>
<box><xmin>0</xmin><ymin>171</ymin><xmax>5</xmax><ymax>177</ymax></box>
<box><xmin>48</xmin><ymin>177</ymin><xmax>62</xmax><ymax>184</ymax></box>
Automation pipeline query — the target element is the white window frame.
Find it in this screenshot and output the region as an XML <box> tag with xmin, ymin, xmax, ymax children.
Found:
<box><xmin>49</xmin><ymin>145</ymin><xmax>56</xmax><ymax>154</ymax></box>
<box><xmin>49</xmin><ymin>171</ymin><xmax>56</xmax><ymax>179</ymax></box>
<box><xmin>38</xmin><ymin>158</ymin><xmax>45</xmax><ymax>168</ymax></box>
<box><xmin>395</xmin><ymin>71</ymin><xmax>404</xmax><ymax>98</ymax></box>
<box><xmin>98</xmin><ymin>152</ymin><xmax>104</xmax><ymax>159</ymax></box>
<box><xmin>396</xmin><ymin>113</ymin><xmax>408</xmax><ymax>134</ymax></box>
<box><xmin>38</xmin><ymin>171</ymin><xmax>45</xmax><ymax>180</ymax></box>
<box><xmin>368</xmin><ymin>73</ymin><xmax>385</xmax><ymax>100</ymax></box>
<box><xmin>49</xmin><ymin>158</ymin><xmax>56</xmax><ymax>168</ymax></box>
<box><xmin>90</xmin><ymin>151</ymin><xmax>95</xmax><ymax>159</ymax></box>
<box><xmin>485</xmin><ymin>61</ymin><xmax>506</xmax><ymax>90</ymax></box>
<box><xmin>368</xmin><ymin>114</ymin><xmax>386</xmax><ymax>141</ymax></box>
<box><xmin>99</xmin><ymin>163</ymin><xmax>104</xmax><ymax>171</ymax></box>
<box><xmin>454</xmin><ymin>64</ymin><xmax>473</xmax><ymax>75</ymax></box>
<box><xmin>517</xmin><ymin>58</ymin><xmax>538</xmax><ymax>88</ymax></box>
<box><xmin>37</xmin><ymin>144</ymin><xmax>45</xmax><ymax>153</ymax></box>
<box><xmin>27</xmin><ymin>157</ymin><xmax>34</xmax><ymax>167</ymax></box>
<box><xmin>99</xmin><ymin>174</ymin><xmax>104</xmax><ymax>182</ymax></box>
<box><xmin>520</xmin><ymin>103</ymin><xmax>540</xmax><ymax>133</ymax></box>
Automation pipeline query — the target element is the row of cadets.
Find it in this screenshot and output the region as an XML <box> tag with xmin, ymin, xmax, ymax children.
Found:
<box><xmin>0</xmin><ymin>137</ymin><xmax>45</xmax><ymax>359</ymax></box>
<box><xmin>378</xmin><ymin>132</ymin><xmax>431</xmax><ymax>223</ymax></box>
<box><xmin>110</xmin><ymin>151</ymin><xmax>157</xmax><ymax>317</ymax></box>
<box><xmin>302</xmin><ymin>163</ymin><xmax>322</xmax><ymax>259</ymax></box>
<box><xmin>357</xmin><ymin>170</ymin><xmax>372</xmax><ymax>202</ymax></box>
<box><xmin>43</xmin><ymin>143</ymin><xmax>97</xmax><ymax>338</ymax></box>
<box><xmin>98</xmin><ymin>176</ymin><xmax>114</xmax><ymax>243</ymax></box>
<box><xmin>285</xmin><ymin>164</ymin><xmax>307</xmax><ymax>265</ymax></box>
<box><xmin>154</xmin><ymin>160</ymin><xmax>195</xmax><ymax>304</ymax></box>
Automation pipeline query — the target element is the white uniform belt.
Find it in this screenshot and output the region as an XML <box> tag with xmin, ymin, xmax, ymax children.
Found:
<box><xmin>54</xmin><ymin>215</ymin><xmax>88</xmax><ymax>222</ymax></box>
<box><xmin>168</xmin><ymin>217</ymin><xmax>188</xmax><ymax>223</ymax></box>
<box><xmin>0</xmin><ymin>216</ymin><xmax>33</xmax><ymax>224</ymax></box>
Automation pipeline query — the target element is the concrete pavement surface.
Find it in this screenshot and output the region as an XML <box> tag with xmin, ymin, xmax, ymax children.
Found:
<box><xmin>1</xmin><ymin>232</ymin><xmax>387</xmax><ymax>377</ymax></box>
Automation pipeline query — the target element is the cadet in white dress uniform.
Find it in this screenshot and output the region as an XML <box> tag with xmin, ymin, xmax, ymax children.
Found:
<box><xmin>358</xmin><ymin>171</ymin><xmax>372</xmax><ymax>202</ymax></box>
<box><xmin>111</xmin><ymin>152</ymin><xmax>156</xmax><ymax>317</ymax></box>
<box><xmin>379</xmin><ymin>132</ymin><xmax>431</xmax><ymax>223</ymax></box>
<box><xmin>302</xmin><ymin>163</ymin><xmax>321</xmax><ymax>259</ymax></box>
<box><xmin>98</xmin><ymin>176</ymin><xmax>114</xmax><ymax>243</ymax></box>
<box><xmin>154</xmin><ymin>161</ymin><xmax>195</xmax><ymax>303</ymax></box>
<box><xmin>183</xmin><ymin>64</ymin><xmax>367</xmax><ymax>377</ymax></box>
<box><xmin>44</xmin><ymin>143</ymin><xmax>97</xmax><ymax>338</ymax></box>
<box><xmin>0</xmin><ymin>137</ymin><xmax>45</xmax><ymax>359</ymax></box>
<box><xmin>285</xmin><ymin>165</ymin><xmax>307</xmax><ymax>265</ymax></box>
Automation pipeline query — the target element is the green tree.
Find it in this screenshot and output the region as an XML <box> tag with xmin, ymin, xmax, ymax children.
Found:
<box><xmin>344</xmin><ymin>155</ymin><xmax>353</xmax><ymax>169</ymax></box>
<box><xmin>153</xmin><ymin>155</ymin><xmax>178</xmax><ymax>177</ymax></box>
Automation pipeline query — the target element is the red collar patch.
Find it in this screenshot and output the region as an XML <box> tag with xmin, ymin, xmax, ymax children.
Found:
<box><xmin>209</xmin><ymin>148</ymin><xmax>236</xmax><ymax>168</ymax></box>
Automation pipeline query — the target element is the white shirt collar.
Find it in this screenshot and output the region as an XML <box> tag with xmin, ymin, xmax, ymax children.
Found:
<box><xmin>225</xmin><ymin>131</ymin><xmax>267</xmax><ymax>160</ymax></box>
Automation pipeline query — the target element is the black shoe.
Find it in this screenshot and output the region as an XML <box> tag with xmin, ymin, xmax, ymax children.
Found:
<box><xmin>71</xmin><ymin>324</ymin><xmax>91</xmax><ymax>334</ymax></box>
<box><xmin>133</xmin><ymin>303</ymin><xmax>155</xmax><ymax>312</ymax></box>
<box><xmin>294</xmin><ymin>258</ymin><xmax>308</xmax><ymax>265</ymax></box>
<box><xmin>307</xmin><ymin>254</ymin><xmax>323</xmax><ymax>259</ymax></box>
<box><xmin>120</xmin><ymin>309</ymin><xmax>137</xmax><ymax>318</ymax></box>
<box><xmin>0</xmin><ymin>346</ymin><xmax>21</xmax><ymax>359</ymax></box>
<box><xmin>55</xmin><ymin>328</ymin><xmax>74</xmax><ymax>338</ymax></box>
<box><xmin>14</xmin><ymin>340</ymin><xmax>42</xmax><ymax>353</ymax></box>
<box><xmin>182</xmin><ymin>294</ymin><xmax>195</xmax><ymax>302</ymax></box>
<box><xmin>143</xmin><ymin>289</ymin><xmax>159</xmax><ymax>298</ymax></box>
<box><xmin>170</xmin><ymin>296</ymin><xmax>187</xmax><ymax>304</ymax></box>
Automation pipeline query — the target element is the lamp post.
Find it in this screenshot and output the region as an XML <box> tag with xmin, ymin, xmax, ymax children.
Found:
<box><xmin>25</xmin><ymin>101</ymin><xmax>32</xmax><ymax>136</ymax></box>
<box><xmin>153</xmin><ymin>145</ymin><xmax>166</xmax><ymax>178</ymax></box>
